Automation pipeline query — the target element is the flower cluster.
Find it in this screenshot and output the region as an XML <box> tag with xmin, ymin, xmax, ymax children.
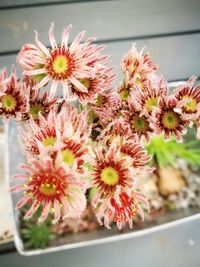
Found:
<box><xmin>11</xmin><ymin>105</ymin><xmax>90</xmax><ymax>223</ymax></box>
<box><xmin>121</xmin><ymin>44</ymin><xmax>158</xmax><ymax>90</ymax></box>
<box><xmin>92</xmin><ymin>46</ymin><xmax>200</xmax><ymax>143</ymax></box>
<box><xmin>1</xmin><ymin>24</ymin><xmax>199</xmax><ymax>230</ymax></box>
<box><xmin>90</xmin><ymin>135</ymin><xmax>150</xmax><ymax>229</ymax></box>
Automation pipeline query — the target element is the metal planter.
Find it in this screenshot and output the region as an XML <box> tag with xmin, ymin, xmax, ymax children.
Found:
<box><xmin>6</xmin><ymin>106</ymin><xmax>200</xmax><ymax>256</ymax></box>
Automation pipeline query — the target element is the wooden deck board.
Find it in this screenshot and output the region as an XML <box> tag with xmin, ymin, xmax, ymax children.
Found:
<box><xmin>1</xmin><ymin>33</ymin><xmax>200</xmax><ymax>82</ymax></box>
<box><xmin>0</xmin><ymin>0</ymin><xmax>103</xmax><ymax>8</ymax></box>
<box><xmin>0</xmin><ymin>0</ymin><xmax>200</xmax><ymax>53</ymax></box>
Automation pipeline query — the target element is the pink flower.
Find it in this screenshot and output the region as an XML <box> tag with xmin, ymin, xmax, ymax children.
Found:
<box><xmin>56</xmin><ymin>139</ymin><xmax>89</xmax><ymax>174</ymax></box>
<box><xmin>173</xmin><ymin>76</ymin><xmax>200</xmax><ymax>120</ymax></box>
<box><xmin>93</xmin><ymin>185</ymin><xmax>149</xmax><ymax>229</ymax></box>
<box><xmin>98</xmin><ymin>119</ymin><xmax>132</xmax><ymax>142</ymax></box>
<box><xmin>69</xmin><ymin>69</ymin><xmax>116</xmax><ymax>104</ymax></box>
<box><xmin>58</xmin><ymin>103</ymin><xmax>91</xmax><ymax>138</ymax></box>
<box><xmin>98</xmin><ymin>120</ymin><xmax>151</xmax><ymax>171</ymax></box>
<box><xmin>17</xmin><ymin>23</ymin><xmax>114</xmax><ymax>101</ymax></box>
<box><xmin>123</xmin><ymin>95</ymin><xmax>153</xmax><ymax>142</ymax></box>
<box><xmin>120</xmin><ymin>136</ymin><xmax>152</xmax><ymax>171</ymax></box>
<box><xmin>20</xmin><ymin>110</ymin><xmax>61</xmax><ymax>157</ymax></box>
<box><xmin>0</xmin><ymin>67</ymin><xmax>29</xmax><ymax>121</ymax></box>
<box><xmin>55</xmin><ymin>109</ymin><xmax>91</xmax><ymax>175</ymax></box>
<box><xmin>90</xmin><ymin>138</ymin><xmax>149</xmax><ymax>228</ymax></box>
<box><xmin>11</xmin><ymin>158</ymin><xmax>87</xmax><ymax>223</ymax></box>
<box><xmin>20</xmin><ymin>105</ymin><xmax>91</xmax><ymax>175</ymax></box>
<box><xmin>92</xmin><ymin>141</ymin><xmax>134</xmax><ymax>195</ymax></box>
<box><xmin>17</xmin><ymin>43</ymin><xmax>45</xmax><ymax>71</ymax></box>
<box><xmin>151</xmin><ymin>95</ymin><xmax>191</xmax><ymax>142</ymax></box>
<box><xmin>133</xmin><ymin>78</ymin><xmax>169</xmax><ymax>117</ymax></box>
<box><xmin>92</xmin><ymin>89</ymin><xmax>122</xmax><ymax>126</ymax></box>
<box><xmin>118</xmin><ymin>72</ymin><xmax>136</xmax><ymax>104</ymax></box>
<box><xmin>121</xmin><ymin>44</ymin><xmax>158</xmax><ymax>88</ymax></box>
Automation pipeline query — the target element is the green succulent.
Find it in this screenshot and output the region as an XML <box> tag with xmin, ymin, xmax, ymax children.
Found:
<box><xmin>21</xmin><ymin>205</ymin><xmax>55</xmax><ymax>249</ymax></box>
<box><xmin>146</xmin><ymin>133</ymin><xmax>200</xmax><ymax>167</ymax></box>
<box><xmin>22</xmin><ymin>221</ymin><xmax>54</xmax><ymax>249</ymax></box>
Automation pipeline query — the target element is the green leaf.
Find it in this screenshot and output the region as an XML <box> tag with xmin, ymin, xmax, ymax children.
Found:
<box><xmin>146</xmin><ymin>134</ymin><xmax>200</xmax><ymax>168</ymax></box>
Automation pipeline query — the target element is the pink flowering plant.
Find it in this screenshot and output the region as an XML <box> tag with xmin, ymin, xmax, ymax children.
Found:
<box><xmin>2</xmin><ymin>24</ymin><xmax>200</xmax><ymax>232</ymax></box>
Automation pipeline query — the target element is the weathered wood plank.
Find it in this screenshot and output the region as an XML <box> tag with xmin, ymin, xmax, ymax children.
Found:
<box><xmin>0</xmin><ymin>0</ymin><xmax>200</xmax><ymax>53</ymax></box>
<box><xmin>1</xmin><ymin>34</ymin><xmax>200</xmax><ymax>82</ymax></box>
<box><xmin>0</xmin><ymin>0</ymin><xmax>102</xmax><ymax>8</ymax></box>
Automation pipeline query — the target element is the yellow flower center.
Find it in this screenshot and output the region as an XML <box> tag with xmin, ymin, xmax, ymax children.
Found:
<box><xmin>131</xmin><ymin>115</ymin><xmax>149</xmax><ymax>133</ymax></box>
<box><xmin>101</xmin><ymin>167</ymin><xmax>119</xmax><ymax>186</ymax></box>
<box><xmin>33</xmin><ymin>73</ymin><xmax>47</xmax><ymax>83</ymax></box>
<box><xmin>88</xmin><ymin>110</ymin><xmax>97</xmax><ymax>124</ymax></box>
<box><xmin>182</xmin><ymin>96</ymin><xmax>197</xmax><ymax>112</ymax></box>
<box><xmin>144</xmin><ymin>97</ymin><xmax>158</xmax><ymax>112</ymax></box>
<box><xmin>61</xmin><ymin>149</ymin><xmax>75</xmax><ymax>165</ymax></box>
<box><xmin>162</xmin><ymin>111</ymin><xmax>179</xmax><ymax>129</ymax></box>
<box><xmin>52</xmin><ymin>55</ymin><xmax>68</xmax><ymax>75</ymax></box>
<box><xmin>39</xmin><ymin>183</ymin><xmax>57</xmax><ymax>196</ymax></box>
<box><xmin>80</xmin><ymin>78</ymin><xmax>91</xmax><ymax>89</ymax></box>
<box><xmin>120</xmin><ymin>89</ymin><xmax>130</xmax><ymax>101</ymax></box>
<box><xmin>96</xmin><ymin>95</ymin><xmax>104</xmax><ymax>107</ymax></box>
<box><xmin>29</xmin><ymin>103</ymin><xmax>45</xmax><ymax>119</ymax></box>
<box><xmin>75</xmin><ymin>78</ymin><xmax>91</xmax><ymax>92</ymax></box>
<box><xmin>1</xmin><ymin>94</ymin><xmax>17</xmax><ymax>112</ymax></box>
<box><xmin>42</xmin><ymin>136</ymin><xmax>56</xmax><ymax>147</ymax></box>
<box><xmin>135</xmin><ymin>74</ymin><xmax>144</xmax><ymax>88</ymax></box>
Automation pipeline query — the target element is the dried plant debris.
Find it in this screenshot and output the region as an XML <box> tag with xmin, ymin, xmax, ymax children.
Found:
<box><xmin>51</xmin><ymin>205</ymin><xmax>100</xmax><ymax>235</ymax></box>
<box><xmin>143</xmin><ymin>159</ymin><xmax>200</xmax><ymax>211</ymax></box>
<box><xmin>0</xmin><ymin>230</ymin><xmax>13</xmax><ymax>243</ymax></box>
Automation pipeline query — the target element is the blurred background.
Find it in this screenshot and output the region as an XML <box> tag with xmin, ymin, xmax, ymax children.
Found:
<box><xmin>0</xmin><ymin>0</ymin><xmax>200</xmax><ymax>266</ymax></box>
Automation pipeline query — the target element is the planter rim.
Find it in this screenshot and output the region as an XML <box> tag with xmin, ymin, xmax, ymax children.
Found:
<box><xmin>14</xmin><ymin>212</ymin><xmax>200</xmax><ymax>256</ymax></box>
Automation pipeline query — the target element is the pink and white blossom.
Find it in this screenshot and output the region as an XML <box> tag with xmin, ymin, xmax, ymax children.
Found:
<box><xmin>17</xmin><ymin>23</ymin><xmax>114</xmax><ymax>102</ymax></box>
